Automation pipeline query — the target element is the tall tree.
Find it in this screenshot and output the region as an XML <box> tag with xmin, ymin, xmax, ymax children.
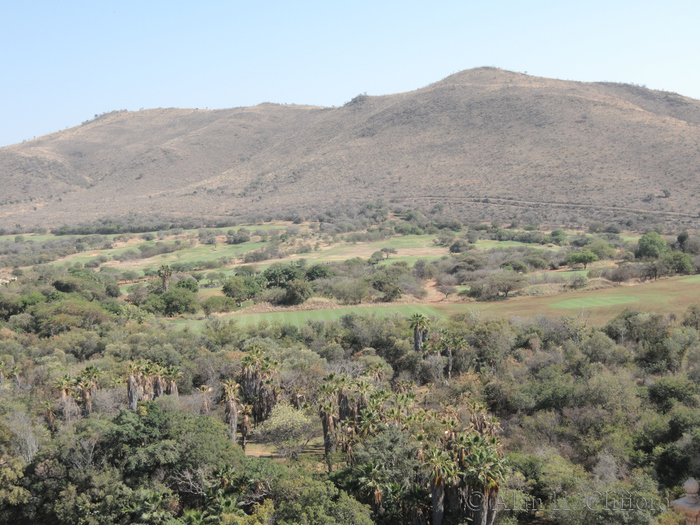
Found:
<box><xmin>409</xmin><ymin>314</ymin><xmax>431</xmax><ymax>353</ymax></box>
<box><xmin>77</xmin><ymin>379</ymin><xmax>93</xmax><ymax>416</ymax></box>
<box><xmin>222</xmin><ymin>379</ymin><xmax>241</xmax><ymax>444</ymax></box>
<box><xmin>240</xmin><ymin>345</ymin><xmax>278</xmax><ymax>424</ymax></box>
<box><xmin>157</xmin><ymin>265</ymin><xmax>172</xmax><ymax>293</ymax></box>
<box><xmin>164</xmin><ymin>366</ymin><xmax>182</xmax><ymax>397</ymax></box>
<box><xmin>423</xmin><ymin>447</ymin><xmax>460</xmax><ymax>525</ymax></box>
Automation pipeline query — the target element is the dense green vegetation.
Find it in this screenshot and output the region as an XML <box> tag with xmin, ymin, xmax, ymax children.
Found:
<box><xmin>3</xmin><ymin>207</ymin><xmax>700</xmax><ymax>524</ymax></box>
<box><xmin>0</xmin><ymin>257</ymin><xmax>698</xmax><ymax>524</ymax></box>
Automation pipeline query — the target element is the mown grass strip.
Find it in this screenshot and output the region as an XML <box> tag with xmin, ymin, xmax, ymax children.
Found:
<box><xmin>550</xmin><ymin>296</ymin><xmax>639</xmax><ymax>309</ymax></box>
<box><xmin>221</xmin><ymin>304</ymin><xmax>445</xmax><ymax>327</ymax></box>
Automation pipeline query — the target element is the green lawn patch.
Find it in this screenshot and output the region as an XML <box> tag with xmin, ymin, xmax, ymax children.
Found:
<box><xmin>550</xmin><ymin>296</ymin><xmax>639</xmax><ymax>309</ymax></box>
<box><xmin>170</xmin><ymin>304</ymin><xmax>446</xmax><ymax>332</ymax></box>
<box><xmin>227</xmin><ymin>304</ymin><xmax>446</xmax><ymax>327</ymax></box>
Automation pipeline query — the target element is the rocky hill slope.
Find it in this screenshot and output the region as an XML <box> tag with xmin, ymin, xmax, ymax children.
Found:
<box><xmin>2</xmin><ymin>67</ymin><xmax>700</xmax><ymax>228</ymax></box>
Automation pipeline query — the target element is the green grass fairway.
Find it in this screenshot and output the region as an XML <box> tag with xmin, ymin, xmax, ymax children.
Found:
<box><xmin>475</xmin><ymin>240</ymin><xmax>559</xmax><ymax>251</ymax></box>
<box><xmin>550</xmin><ymin>296</ymin><xmax>639</xmax><ymax>309</ymax></box>
<box><xmin>226</xmin><ymin>304</ymin><xmax>446</xmax><ymax>327</ymax></box>
<box><xmin>681</xmin><ymin>275</ymin><xmax>700</xmax><ymax>283</ymax></box>
<box><xmin>555</xmin><ymin>270</ymin><xmax>589</xmax><ymax>279</ymax></box>
<box><xmin>435</xmin><ymin>275</ymin><xmax>700</xmax><ymax>325</ymax></box>
<box><xmin>0</xmin><ymin>234</ymin><xmax>55</xmax><ymax>243</ymax></box>
<box><xmin>171</xmin><ymin>304</ymin><xmax>446</xmax><ymax>332</ymax></box>
<box><xmin>376</xmin><ymin>254</ymin><xmax>448</xmax><ymax>267</ymax></box>
<box><xmin>32</xmin><ymin>229</ymin><xmax>569</xmax><ymax>272</ymax></box>
<box><xmin>621</xmin><ymin>234</ymin><xmax>642</xmax><ymax>242</ymax></box>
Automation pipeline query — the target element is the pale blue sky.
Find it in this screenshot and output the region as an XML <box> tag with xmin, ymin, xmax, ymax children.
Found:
<box><xmin>1</xmin><ymin>0</ymin><xmax>699</xmax><ymax>147</ymax></box>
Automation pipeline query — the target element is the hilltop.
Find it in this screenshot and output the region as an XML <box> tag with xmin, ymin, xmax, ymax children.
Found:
<box><xmin>2</xmin><ymin>67</ymin><xmax>700</xmax><ymax>229</ymax></box>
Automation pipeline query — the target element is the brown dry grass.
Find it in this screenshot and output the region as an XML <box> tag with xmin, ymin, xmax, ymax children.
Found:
<box><xmin>1</xmin><ymin>67</ymin><xmax>700</xmax><ymax>228</ymax></box>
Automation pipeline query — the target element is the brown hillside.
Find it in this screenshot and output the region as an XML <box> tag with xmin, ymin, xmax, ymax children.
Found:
<box><xmin>2</xmin><ymin>67</ymin><xmax>700</xmax><ymax>228</ymax></box>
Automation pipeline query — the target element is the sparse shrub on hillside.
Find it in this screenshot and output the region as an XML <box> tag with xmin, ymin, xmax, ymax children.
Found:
<box><xmin>565</xmin><ymin>250</ymin><xmax>598</xmax><ymax>269</ymax></box>
<box><xmin>567</xmin><ymin>274</ymin><xmax>588</xmax><ymax>289</ymax></box>
<box><xmin>243</xmin><ymin>244</ymin><xmax>284</xmax><ymax>263</ymax></box>
<box><xmin>226</xmin><ymin>230</ymin><xmax>250</xmax><ymax>244</ymax></box>
<box><xmin>449</xmin><ymin>239</ymin><xmax>471</xmax><ymax>253</ymax></box>
<box><xmin>586</xmin><ymin>239</ymin><xmax>616</xmax><ymax>259</ymax></box>
<box><xmin>588</xmin><ymin>221</ymin><xmax>607</xmax><ymax>233</ymax></box>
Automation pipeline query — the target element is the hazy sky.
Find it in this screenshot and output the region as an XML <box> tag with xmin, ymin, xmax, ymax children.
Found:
<box><xmin>2</xmin><ymin>0</ymin><xmax>699</xmax><ymax>147</ymax></box>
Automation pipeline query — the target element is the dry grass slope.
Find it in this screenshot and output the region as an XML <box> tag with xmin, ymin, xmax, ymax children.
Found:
<box><xmin>2</xmin><ymin>67</ymin><xmax>700</xmax><ymax>228</ymax></box>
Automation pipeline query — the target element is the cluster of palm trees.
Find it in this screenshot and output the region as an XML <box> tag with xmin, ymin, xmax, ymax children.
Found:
<box><xmin>318</xmin><ymin>373</ymin><xmax>369</xmax><ymax>460</ymax></box>
<box><xmin>118</xmin><ymin>349</ymin><xmax>277</xmax><ymax>452</ymax></box>
<box><xmin>126</xmin><ymin>360</ymin><xmax>182</xmax><ymax>411</ymax></box>
<box><xmin>157</xmin><ymin>264</ymin><xmax>172</xmax><ymax>293</ymax></box>
<box><xmin>409</xmin><ymin>313</ymin><xmax>431</xmax><ymax>353</ymax></box>
<box><xmin>41</xmin><ymin>336</ymin><xmax>505</xmax><ymax>525</ymax></box>
<box><xmin>352</xmin><ymin>402</ymin><xmax>505</xmax><ymax>525</ymax></box>
<box><xmin>423</xmin><ymin>332</ymin><xmax>467</xmax><ymax>383</ymax></box>
<box><xmin>52</xmin><ymin>364</ymin><xmax>102</xmax><ymax>420</ymax></box>
<box><xmin>411</xmin><ymin>314</ymin><xmax>471</xmax><ymax>384</ymax></box>
<box><xmin>315</xmin><ymin>370</ymin><xmax>506</xmax><ymax>525</ymax></box>
<box><xmin>0</xmin><ymin>360</ymin><xmax>22</xmax><ymax>388</ymax></box>
<box><xmin>239</xmin><ymin>344</ymin><xmax>279</xmax><ymax>425</ymax></box>
<box><xmin>213</xmin><ymin>345</ymin><xmax>279</xmax><ymax>451</ymax></box>
<box><xmin>421</xmin><ymin>407</ymin><xmax>506</xmax><ymax>525</ymax></box>
<box><xmin>316</xmin><ymin>372</ymin><xmax>417</xmax><ymax>463</ymax></box>
<box><xmin>221</xmin><ymin>379</ymin><xmax>252</xmax><ymax>450</ymax></box>
<box><xmin>171</xmin><ymin>465</ymin><xmax>269</xmax><ymax>524</ymax></box>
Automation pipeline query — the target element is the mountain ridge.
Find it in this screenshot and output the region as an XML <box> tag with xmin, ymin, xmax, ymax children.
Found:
<box><xmin>2</xmin><ymin>67</ymin><xmax>700</xmax><ymax>229</ymax></box>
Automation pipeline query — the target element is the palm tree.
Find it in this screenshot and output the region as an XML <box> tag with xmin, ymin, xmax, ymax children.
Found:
<box><xmin>358</xmin><ymin>407</ymin><xmax>382</xmax><ymax>438</ymax></box>
<box><xmin>10</xmin><ymin>364</ymin><xmax>21</xmax><ymax>388</ymax></box>
<box><xmin>423</xmin><ymin>446</ymin><xmax>460</xmax><ymax>525</ymax></box>
<box><xmin>54</xmin><ymin>374</ymin><xmax>74</xmax><ymax>401</ymax></box>
<box><xmin>441</xmin><ymin>417</ymin><xmax>460</xmax><ymax>443</ymax></box>
<box><xmin>152</xmin><ymin>364</ymin><xmax>166</xmax><ymax>398</ymax></box>
<box><xmin>42</xmin><ymin>401</ymin><xmax>56</xmax><ymax>433</ymax></box>
<box><xmin>430</xmin><ymin>332</ymin><xmax>465</xmax><ymax>382</ymax></box>
<box><xmin>336</xmin><ymin>374</ymin><xmax>353</xmax><ymax>422</ymax></box>
<box><xmin>129</xmin><ymin>490</ymin><xmax>175</xmax><ymax>524</ymax></box>
<box><xmin>157</xmin><ymin>265</ymin><xmax>172</xmax><ymax>293</ymax></box>
<box><xmin>181</xmin><ymin>508</ymin><xmax>207</xmax><ymax>525</ymax></box>
<box><xmin>403</xmin><ymin>484</ymin><xmax>430</xmax><ymax>525</ymax></box>
<box><xmin>240</xmin><ymin>345</ymin><xmax>265</xmax><ymax>399</ymax></box>
<box><xmin>241</xmin><ymin>405</ymin><xmax>253</xmax><ymax>452</ymax></box>
<box><xmin>79</xmin><ymin>365</ymin><xmax>102</xmax><ymax>397</ymax></box>
<box><xmin>164</xmin><ymin>366</ymin><xmax>182</xmax><ymax>397</ymax></box>
<box><xmin>355</xmin><ymin>379</ymin><xmax>373</xmax><ymax>414</ymax></box>
<box><xmin>319</xmin><ymin>400</ymin><xmax>337</xmax><ymax>459</ymax></box>
<box><xmin>212</xmin><ymin>464</ymin><xmax>236</xmax><ymax>490</ymax></box>
<box><xmin>394</xmin><ymin>392</ymin><xmax>416</xmax><ymax>415</ymax></box>
<box><xmin>54</xmin><ymin>374</ymin><xmax>78</xmax><ymax>420</ymax></box>
<box><xmin>77</xmin><ymin>379</ymin><xmax>93</xmax><ymax>416</ymax></box>
<box><xmin>366</xmin><ymin>362</ymin><xmax>386</xmax><ymax>385</ymax></box>
<box><xmin>141</xmin><ymin>362</ymin><xmax>156</xmax><ymax>402</ymax></box>
<box><xmin>394</xmin><ymin>379</ymin><xmax>415</xmax><ymax>394</ymax></box>
<box><xmin>356</xmin><ymin>461</ymin><xmax>386</xmax><ymax>514</ymax></box>
<box><xmin>198</xmin><ymin>385</ymin><xmax>213</xmax><ymax>413</ymax></box>
<box><xmin>385</xmin><ymin>406</ymin><xmax>403</xmax><ymax>429</ymax></box>
<box><xmin>454</xmin><ymin>433</ymin><xmax>506</xmax><ymax>525</ymax></box>
<box><xmin>206</xmin><ymin>493</ymin><xmax>245</xmax><ymax>520</ymax></box>
<box><xmin>240</xmin><ymin>346</ymin><xmax>278</xmax><ymax>424</ymax></box>
<box><xmin>409</xmin><ymin>314</ymin><xmax>431</xmax><ymax>353</ymax></box>
<box><xmin>222</xmin><ymin>379</ymin><xmax>241</xmax><ymax>444</ymax></box>
<box><xmin>127</xmin><ymin>362</ymin><xmax>143</xmax><ymax>411</ymax></box>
